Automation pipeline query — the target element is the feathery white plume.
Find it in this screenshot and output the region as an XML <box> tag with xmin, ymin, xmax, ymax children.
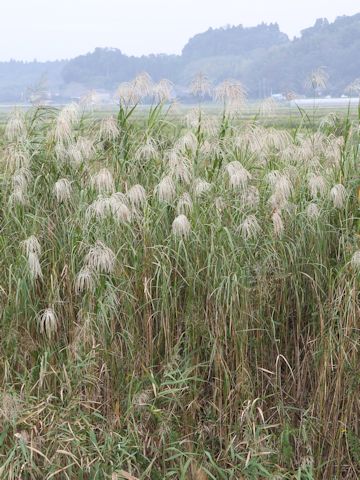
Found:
<box><xmin>225</xmin><ymin>161</ymin><xmax>251</xmax><ymax>190</ymax></box>
<box><xmin>75</xmin><ymin>267</ymin><xmax>95</xmax><ymax>294</ymax></box>
<box><xmin>85</xmin><ymin>241</ymin><xmax>116</xmax><ymax>274</ymax></box>
<box><xmin>272</xmin><ymin>211</ymin><xmax>284</xmax><ymax>237</ymax></box>
<box><xmin>190</xmin><ymin>73</ymin><xmax>211</xmax><ymax>98</ymax></box>
<box><xmin>99</xmin><ymin>116</ymin><xmax>120</xmax><ymax>142</ymax></box>
<box><xmin>127</xmin><ymin>184</ymin><xmax>147</xmax><ymax>209</ymax></box>
<box><xmin>306</xmin><ymin>203</ymin><xmax>320</xmax><ymax>219</ymax></box>
<box><xmin>240</xmin><ymin>215</ymin><xmax>261</xmax><ymax>240</ymax></box>
<box><xmin>155</xmin><ymin>175</ymin><xmax>176</xmax><ymax>203</ymax></box>
<box><xmin>193</xmin><ymin>178</ymin><xmax>211</xmax><ymax>198</ymax></box>
<box><xmin>22</xmin><ymin>236</ymin><xmax>41</xmax><ymax>257</ymax></box>
<box><xmin>351</xmin><ymin>251</ymin><xmax>360</xmax><ymax>271</ymax></box>
<box><xmin>176</xmin><ymin>193</ymin><xmax>193</xmax><ymax>215</ymax></box>
<box><xmin>172</xmin><ymin>214</ymin><xmax>191</xmax><ymax>238</ymax></box>
<box><xmin>53</xmin><ymin>179</ymin><xmax>72</xmax><ymax>203</ymax></box>
<box><xmin>91</xmin><ymin>169</ymin><xmax>115</xmax><ymax>194</ymax></box>
<box><xmin>153</xmin><ymin>79</ymin><xmax>173</xmax><ymax>103</ymax></box>
<box><xmin>38</xmin><ymin>308</ymin><xmax>58</xmax><ymax>340</ymax></box>
<box><xmin>308</xmin><ymin>174</ymin><xmax>326</xmax><ymax>199</ymax></box>
<box><xmin>5</xmin><ymin>109</ymin><xmax>26</xmax><ymax>142</ymax></box>
<box><xmin>330</xmin><ymin>184</ymin><xmax>347</xmax><ymax>209</ymax></box>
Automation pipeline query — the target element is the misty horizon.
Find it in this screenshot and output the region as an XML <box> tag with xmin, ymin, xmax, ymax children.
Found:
<box><xmin>1</xmin><ymin>0</ymin><xmax>359</xmax><ymax>62</ymax></box>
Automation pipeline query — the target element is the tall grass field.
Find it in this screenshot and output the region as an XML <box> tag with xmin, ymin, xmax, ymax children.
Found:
<box><xmin>0</xmin><ymin>74</ymin><xmax>359</xmax><ymax>479</ymax></box>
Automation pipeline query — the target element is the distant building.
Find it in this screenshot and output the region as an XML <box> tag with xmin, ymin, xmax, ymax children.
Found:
<box><xmin>271</xmin><ymin>93</ymin><xmax>286</xmax><ymax>101</ymax></box>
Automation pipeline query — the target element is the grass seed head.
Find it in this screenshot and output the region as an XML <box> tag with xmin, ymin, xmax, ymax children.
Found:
<box><xmin>39</xmin><ymin>307</ymin><xmax>59</xmax><ymax>340</ymax></box>
<box><xmin>53</xmin><ymin>178</ymin><xmax>72</xmax><ymax>203</ymax></box>
<box><xmin>75</xmin><ymin>267</ymin><xmax>96</xmax><ymax>294</ymax></box>
<box><xmin>91</xmin><ymin>168</ymin><xmax>115</xmax><ymax>194</ymax></box>
<box><xmin>22</xmin><ymin>236</ymin><xmax>41</xmax><ymax>257</ymax></box>
<box><xmin>85</xmin><ymin>241</ymin><xmax>116</xmax><ymax>274</ymax></box>
<box><xmin>240</xmin><ymin>214</ymin><xmax>261</xmax><ymax>240</ymax></box>
<box><xmin>330</xmin><ymin>184</ymin><xmax>347</xmax><ymax>209</ymax></box>
<box><xmin>176</xmin><ymin>193</ymin><xmax>193</xmax><ymax>215</ymax></box>
<box><xmin>99</xmin><ymin>116</ymin><xmax>120</xmax><ymax>141</ymax></box>
<box><xmin>5</xmin><ymin>109</ymin><xmax>26</xmax><ymax>142</ymax></box>
<box><xmin>351</xmin><ymin>251</ymin><xmax>360</xmax><ymax>271</ymax></box>
<box><xmin>306</xmin><ymin>202</ymin><xmax>321</xmax><ymax>219</ymax></box>
<box><xmin>172</xmin><ymin>214</ymin><xmax>191</xmax><ymax>238</ymax></box>
<box><xmin>153</xmin><ymin>79</ymin><xmax>173</xmax><ymax>103</ymax></box>
<box><xmin>308</xmin><ymin>174</ymin><xmax>327</xmax><ymax>199</ymax></box>
<box><xmin>156</xmin><ymin>175</ymin><xmax>176</xmax><ymax>203</ymax></box>
<box><xmin>272</xmin><ymin>210</ymin><xmax>284</xmax><ymax>237</ymax></box>
<box><xmin>127</xmin><ymin>184</ymin><xmax>147</xmax><ymax>208</ymax></box>
<box><xmin>193</xmin><ymin>178</ymin><xmax>211</xmax><ymax>198</ymax></box>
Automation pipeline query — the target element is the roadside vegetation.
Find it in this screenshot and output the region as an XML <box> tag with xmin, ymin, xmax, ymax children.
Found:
<box><xmin>0</xmin><ymin>72</ymin><xmax>359</xmax><ymax>479</ymax></box>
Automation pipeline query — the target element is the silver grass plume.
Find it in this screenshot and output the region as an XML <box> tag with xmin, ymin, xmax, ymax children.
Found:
<box><xmin>86</xmin><ymin>194</ymin><xmax>132</xmax><ymax>223</ymax></box>
<box><xmin>99</xmin><ymin>116</ymin><xmax>120</xmax><ymax>142</ymax></box>
<box><xmin>5</xmin><ymin>109</ymin><xmax>26</xmax><ymax>142</ymax></box>
<box><xmin>240</xmin><ymin>215</ymin><xmax>261</xmax><ymax>240</ymax></box>
<box><xmin>185</xmin><ymin>107</ymin><xmax>202</xmax><ymax>129</ymax></box>
<box><xmin>272</xmin><ymin>210</ymin><xmax>284</xmax><ymax>237</ymax></box>
<box><xmin>135</xmin><ymin>138</ymin><xmax>158</xmax><ymax>162</ymax></box>
<box><xmin>172</xmin><ymin>214</ymin><xmax>191</xmax><ymax>238</ymax></box>
<box><xmin>308</xmin><ymin>174</ymin><xmax>327</xmax><ymax>199</ymax></box>
<box><xmin>79</xmin><ymin>90</ymin><xmax>99</xmax><ymax>109</ymax></box>
<box><xmin>75</xmin><ymin>266</ymin><xmax>96</xmax><ymax>294</ymax></box>
<box><xmin>176</xmin><ymin>193</ymin><xmax>193</xmax><ymax>215</ymax></box>
<box><xmin>91</xmin><ymin>168</ymin><xmax>115</xmax><ymax>194</ymax></box>
<box><xmin>76</xmin><ymin>137</ymin><xmax>95</xmax><ymax>162</ymax></box>
<box><xmin>66</xmin><ymin>143</ymin><xmax>84</xmax><ymax>167</ymax></box>
<box><xmin>193</xmin><ymin>178</ymin><xmax>211</xmax><ymax>198</ymax></box>
<box><xmin>22</xmin><ymin>235</ymin><xmax>41</xmax><ymax>257</ymax></box>
<box><xmin>306</xmin><ymin>203</ymin><xmax>321</xmax><ymax>220</ymax></box>
<box><xmin>4</xmin><ymin>144</ymin><xmax>30</xmax><ymax>171</ymax></box>
<box><xmin>225</xmin><ymin>161</ymin><xmax>251</xmax><ymax>190</ymax></box>
<box><xmin>351</xmin><ymin>251</ymin><xmax>360</xmax><ymax>271</ymax></box>
<box><xmin>305</xmin><ymin>67</ymin><xmax>328</xmax><ymax>91</ymax></box>
<box><xmin>268</xmin><ymin>174</ymin><xmax>293</xmax><ymax>211</ymax></box>
<box><xmin>9</xmin><ymin>168</ymin><xmax>32</xmax><ymax>206</ymax></box>
<box><xmin>126</xmin><ymin>184</ymin><xmax>147</xmax><ymax>209</ymax></box>
<box><xmin>259</xmin><ymin>97</ymin><xmax>277</xmax><ymax>117</ymax></box>
<box><xmin>153</xmin><ymin>79</ymin><xmax>173</xmax><ymax>103</ymax></box>
<box><xmin>53</xmin><ymin>179</ymin><xmax>72</xmax><ymax>204</ymax></box>
<box><xmin>215</xmin><ymin>196</ymin><xmax>226</xmax><ymax>213</ymax></box>
<box><xmin>9</xmin><ymin>187</ymin><xmax>27</xmax><ymax>207</ymax></box>
<box><xmin>54</xmin><ymin>103</ymin><xmax>79</xmax><ymax>144</ymax></box>
<box><xmin>116</xmin><ymin>82</ymin><xmax>141</xmax><ymax>106</ymax></box>
<box><xmin>190</xmin><ymin>73</ymin><xmax>211</xmax><ymax>98</ymax></box>
<box><xmin>85</xmin><ymin>241</ymin><xmax>116</xmax><ymax>274</ymax></box>
<box><xmin>132</xmin><ymin>72</ymin><xmax>153</xmax><ymax>98</ymax></box>
<box><xmin>214</xmin><ymin>79</ymin><xmax>247</xmax><ymax>110</ymax></box>
<box><xmin>175</xmin><ymin>132</ymin><xmax>198</xmax><ymax>155</ymax></box>
<box><xmin>38</xmin><ymin>307</ymin><xmax>59</xmax><ymax>340</ymax></box>
<box><xmin>21</xmin><ymin>236</ymin><xmax>42</xmax><ymax>280</ymax></box>
<box><xmin>155</xmin><ymin>176</ymin><xmax>176</xmax><ymax>203</ymax></box>
<box><xmin>243</xmin><ymin>186</ymin><xmax>260</xmax><ymax>208</ymax></box>
<box><xmin>110</xmin><ymin>196</ymin><xmax>132</xmax><ymax>223</ymax></box>
<box><xmin>166</xmin><ymin>149</ymin><xmax>191</xmax><ymax>184</ymax></box>
<box><xmin>330</xmin><ymin>184</ymin><xmax>347</xmax><ymax>209</ymax></box>
<box><xmin>345</xmin><ymin>79</ymin><xmax>360</xmax><ymax>97</ymax></box>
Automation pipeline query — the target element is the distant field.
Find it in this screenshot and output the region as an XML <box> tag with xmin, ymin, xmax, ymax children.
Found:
<box><xmin>1</xmin><ymin>99</ymin><xmax>359</xmax><ymax>129</ymax></box>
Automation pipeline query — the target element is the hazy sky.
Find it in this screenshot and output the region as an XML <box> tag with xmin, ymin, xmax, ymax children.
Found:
<box><xmin>1</xmin><ymin>0</ymin><xmax>359</xmax><ymax>61</ymax></box>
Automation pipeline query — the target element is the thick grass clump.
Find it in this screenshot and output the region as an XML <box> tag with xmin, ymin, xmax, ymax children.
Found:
<box><xmin>0</xmin><ymin>76</ymin><xmax>359</xmax><ymax>479</ymax></box>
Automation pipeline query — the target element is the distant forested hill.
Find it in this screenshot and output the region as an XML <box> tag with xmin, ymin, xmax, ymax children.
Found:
<box><xmin>1</xmin><ymin>13</ymin><xmax>360</xmax><ymax>102</ymax></box>
<box><xmin>0</xmin><ymin>60</ymin><xmax>66</xmax><ymax>102</ymax></box>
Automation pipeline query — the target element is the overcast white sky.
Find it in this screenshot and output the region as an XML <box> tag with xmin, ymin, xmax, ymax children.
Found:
<box><xmin>1</xmin><ymin>0</ymin><xmax>359</xmax><ymax>61</ymax></box>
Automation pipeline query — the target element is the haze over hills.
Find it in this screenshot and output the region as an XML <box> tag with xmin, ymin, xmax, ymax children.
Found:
<box><xmin>1</xmin><ymin>13</ymin><xmax>360</xmax><ymax>103</ymax></box>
